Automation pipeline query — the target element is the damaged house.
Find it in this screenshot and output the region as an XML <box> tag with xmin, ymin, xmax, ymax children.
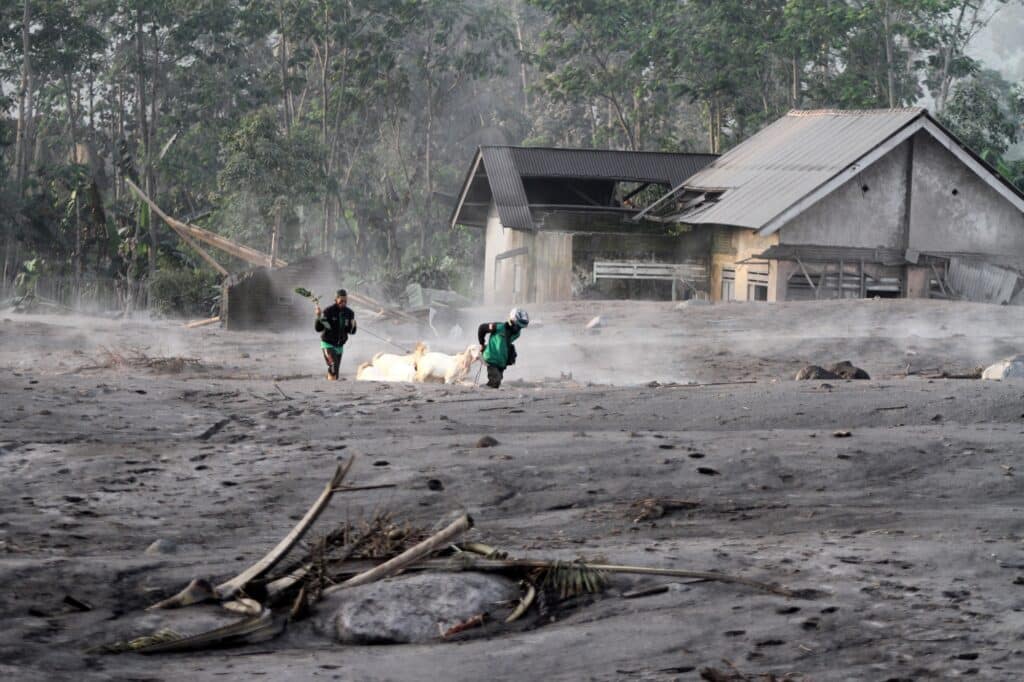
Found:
<box><xmin>641</xmin><ymin>108</ymin><xmax>1024</xmax><ymax>303</ymax></box>
<box><xmin>449</xmin><ymin>146</ymin><xmax>716</xmax><ymax>304</ymax></box>
<box><xmin>222</xmin><ymin>254</ymin><xmax>340</xmax><ymax>331</ymax></box>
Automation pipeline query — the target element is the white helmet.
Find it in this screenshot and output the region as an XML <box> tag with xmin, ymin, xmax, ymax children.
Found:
<box><xmin>509</xmin><ymin>308</ymin><xmax>529</xmax><ymax>327</ymax></box>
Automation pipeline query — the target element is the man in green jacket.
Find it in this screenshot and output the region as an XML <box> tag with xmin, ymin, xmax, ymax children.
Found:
<box><xmin>314</xmin><ymin>289</ymin><xmax>357</xmax><ymax>381</ymax></box>
<box><xmin>478</xmin><ymin>308</ymin><xmax>529</xmax><ymax>389</ymax></box>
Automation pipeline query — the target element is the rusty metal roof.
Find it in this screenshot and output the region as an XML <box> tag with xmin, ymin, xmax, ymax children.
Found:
<box><xmin>667</xmin><ymin>109</ymin><xmax>928</xmax><ymax>230</ymax></box>
<box><xmin>450</xmin><ymin>146</ymin><xmax>716</xmax><ymax>230</ymax></box>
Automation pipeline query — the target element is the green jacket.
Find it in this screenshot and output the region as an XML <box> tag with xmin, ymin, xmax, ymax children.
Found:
<box><xmin>481</xmin><ymin>322</ymin><xmax>520</xmax><ymax>370</ymax></box>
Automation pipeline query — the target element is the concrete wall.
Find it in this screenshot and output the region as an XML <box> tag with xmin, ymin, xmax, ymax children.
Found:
<box><xmin>710</xmin><ymin>228</ymin><xmax>778</xmax><ymax>302</ymax></box>
<box><xmin>781</xmin><ymin>140</ymin><xmax>911</xmax><ymax>250</ymax></box>
<box><xmin>483</xmin><ymin>202</ymin><xmax>533</xmax><ymax>305</ymax></box>
<box><xmin>572</xmin><ymin>232</ymin><xmax>706</xmax><ymax>299</ymax></box>
<box><xmin>533</xmin><ymin>232</ymin><xmax>573</xmax><ymax>302</ymax></box>
<box><xmin>908</xmin><ymin>132</ymin><xmax>1024</xmax><ymax>259</ymax></box>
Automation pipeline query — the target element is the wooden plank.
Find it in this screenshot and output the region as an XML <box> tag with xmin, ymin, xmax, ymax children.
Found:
<box><xmin>185</xmin><ymin>316</ymin><xmax>221</xmax><ymax>329</ymax></box>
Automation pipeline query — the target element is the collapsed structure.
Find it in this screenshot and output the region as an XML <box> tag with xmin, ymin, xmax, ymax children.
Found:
<box><xmin>449</xmin><ymin>146</ymin><xmax>715</xmax><ymax>304</ymax></box>
<box><xmin>452</xmin><ymin>109</ymin><xmax>1024</xmax><ymax>305</ymax></box>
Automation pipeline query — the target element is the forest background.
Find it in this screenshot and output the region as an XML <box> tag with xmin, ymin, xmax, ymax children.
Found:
<box><xmin>2</xmin><ymin>0</ymin><xmax>1024</xmax><ymax>315</ymax></box>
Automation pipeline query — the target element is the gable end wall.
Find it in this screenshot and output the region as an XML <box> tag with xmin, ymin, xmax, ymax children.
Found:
<box><xmin>908</xmin><ymin>132</ymin><xmax>1024</xmax><ymax>258</ymax></box>
<box><xmin>779</xmin><ymin>139</ymin><xmax>910</xmax><ymax>249</ymax></box>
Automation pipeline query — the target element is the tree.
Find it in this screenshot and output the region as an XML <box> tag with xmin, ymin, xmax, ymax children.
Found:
<box><xmin>939</xmin><ymin>71</ymin><xmax>1021</xmax><ymax>156</ymax></box>
<box><xmin>217</xmin><ymin>107</ymin><xmax>323</xmax><ymax>261</ymax></box>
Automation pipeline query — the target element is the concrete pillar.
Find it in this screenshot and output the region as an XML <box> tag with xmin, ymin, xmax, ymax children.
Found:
<box><xmin>769</xmin><ymin>260</ymin><xmax>798</xmax><ymax>302</ymax></box>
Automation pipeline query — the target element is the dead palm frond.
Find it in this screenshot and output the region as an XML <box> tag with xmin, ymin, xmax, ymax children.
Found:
<box><xmin>89</xmin><ymin>628</ymin><xmax>184</xmax><ymax>654</ymax></box>
<box><xmin>536</xmin><ymin>560</ymin><xmax>609</xmax><ymax>600</ymax></box>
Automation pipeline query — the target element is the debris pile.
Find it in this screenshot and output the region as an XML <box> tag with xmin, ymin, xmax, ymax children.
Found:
<box><xmin>90</xmin><ymin>457</ymin><xmax>808</xmax><ymax>655</ymax></box>
<box><xmin>70</xmin><ymin>347</ymin><xmax>205</xmax><ymax>374</ymax></box>
<box><xmin>795</xmin><ymin>361</ymin><xmax>869</xmax><ymax>380</ymax></box>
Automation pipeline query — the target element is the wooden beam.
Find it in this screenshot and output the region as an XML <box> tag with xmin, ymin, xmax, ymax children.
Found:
<box><xmin>621</xmin><ymin>182</ymin><xmax>651</xmax><ymax>203</ymax></box>
<box><xmin>449</xmin><ymin>150</ymin><xmax>484</xmax><ymax>229</ymax></box>
<box><xmin>165</xmin><ymin>217</ymin><xmax>229</xmax><ymax>277</ymax></box>
<box><xmin>125</xmin><ymin>178</ymin><xmax>288</xmax><ymax>269</ymax></box>
<box><xmin>795</xmin><ymin>256</ymin><xmax>817</xmax><ymax>292</ymax></box>
<box><xmin>127</xmin><ymin>179</ymin><xmax>440</xmax><ymax>327</ymax></box>
<box><xmin>567</xmin><ymin>183</ymin><xmax>603</xmax><ymax>207</ymax></box>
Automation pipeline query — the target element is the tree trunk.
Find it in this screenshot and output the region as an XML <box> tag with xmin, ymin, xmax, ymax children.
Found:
<box><xmin>883</xmin><ymin>1</ymin><xmax>896</xmax><ymax>108</ymax></box>
<box><xmin>133</xmin><ymin>6</ymin><xmax>150</xmax><ymax>312</ymax></box>
<box><xmin>13</xmin><ymin>0</ymin><xmax>32</xmax><ymax>195</ymax></box>
<box><xmin>937</xmin><ymin>2</ymin><xmax>970</xmax><ymax>113</ymax></box>
<box><xmin>278</xmin><ymin>2</ymin><xmax>292</xmax><ymax>133</ymax></box>
<box><xmin>147</xmin><ymin>22</ymin><xmax>160</xmax><ymax>285</ymax></box>
<box><xmin>791</xmin><ymin>54</ymin><xmax>800</xmax><ymax>109</ymax></box>
<box><xmin>320</xmin><ymin>26</ymin><xmax>331</xmax><ymax>254</ymax></box>
<box><xmin>513</xmin><ymin>2</ymin><xmax>530</xmax><ymax>115</ymax></box>
<box><xmin>64</xmin><ymin>74</ymin><xmax>78</xmax><ymax>159</ymax></box>
<box><xmin>423</xmin><ymin>64</ymin><xmax>433</xmax><ymax>253</ymax></box>
<box><xmin>270</xmin><ymin>205</ymin><xmax>282</xmax><ymax>267</ymax></box>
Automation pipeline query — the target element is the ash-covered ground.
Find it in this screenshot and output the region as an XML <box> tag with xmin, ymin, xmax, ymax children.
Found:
<box><xmin>2</xmin><ymin>299</ymin><xmax>1024</xmax><ymax>681</ymax></box>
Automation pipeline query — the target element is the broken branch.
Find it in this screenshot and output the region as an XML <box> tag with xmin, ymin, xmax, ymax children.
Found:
<box><xmin>215</xmin><ymin>457</ymin><xmax>354</xmax><ymax>599</ymax></box>
<box><xmin>322</xmin><ymin>513</ymin><xmax>473</xmax><ymax>595</ymax></box>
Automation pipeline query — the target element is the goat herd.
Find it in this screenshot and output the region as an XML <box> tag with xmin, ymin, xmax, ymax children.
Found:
<box><xmin>355</xmin><ymin>342</ymin><xmax>482</xmax><ymax>385</ymax></box>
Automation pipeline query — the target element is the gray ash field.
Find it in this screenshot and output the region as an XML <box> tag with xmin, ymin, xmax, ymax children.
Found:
<box><xmin>2</xmin><ymin>299</ymin><xmax>1024</xmax><ymax>680</ymax></box>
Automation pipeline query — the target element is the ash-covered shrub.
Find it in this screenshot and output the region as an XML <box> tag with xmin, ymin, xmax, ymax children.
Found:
<box><xmin>149</xmin><ymin>268</ymin><xmax>220</xmax><ymax>318</ymax></box>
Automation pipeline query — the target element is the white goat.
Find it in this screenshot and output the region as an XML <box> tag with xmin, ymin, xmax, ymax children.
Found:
<box><xmin>415</xmin><ymin>344</ymin><xmax>482</xmax><ymax>384</ymax></box>
<box><xmin>359</xmin><ymin>342</ymin><xmax>426</xmax><ymax>382</ymax></box>
<box><xmin>355</xmin><ymin>361</ymin><xmax>389</xmax><ymax>382</ymax></box>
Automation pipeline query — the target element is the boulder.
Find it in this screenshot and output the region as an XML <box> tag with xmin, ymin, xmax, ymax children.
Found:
<box><xmin>828</xmin><ymin>361</ymin><xmax>870</xmax><ymax>380</ymax></box>
<box><xmin>795</xmin><ymin>365</ymin><xmax>838</xmax><ymax>380</ymax></box>
<box><xmin>145</xmin><ymin>538</ymin><xmax>178</xmax><ymax>555</ymax></box>
<box><xmin>316</xmin><ymin>572</ymin><xmax>519</xmax><ymax>644</ymax></box>
<box><xmin>982</xmin><ymin>355</ymin><xmax>1024</xmax><ymax>380</ymax></box>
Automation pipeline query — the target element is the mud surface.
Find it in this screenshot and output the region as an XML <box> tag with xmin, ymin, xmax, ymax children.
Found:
<box><xmin>2</xmin><ymin>299</ymin><xmax>1024</xmax><ymax>680</ymax></box>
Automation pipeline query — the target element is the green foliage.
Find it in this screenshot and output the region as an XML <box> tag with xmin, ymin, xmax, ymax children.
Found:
<box><xmin>14</xmin><ymin>258</ymin><xmax>43</xmax><ymax>297</ymax></box>
<box><xmin>940</xmin><ymin>73</ymin><xmax>1021</xmax><ymax>157</ymax></box>
<box><xmin>148</xmin><ymin>267</ymin><xmax>220</xmax><ymax>318</ymax></box>
<box><xmin>1</xmin><ymin>0</ymin><xmax>1022</xmax><ymax>311</ymax></box>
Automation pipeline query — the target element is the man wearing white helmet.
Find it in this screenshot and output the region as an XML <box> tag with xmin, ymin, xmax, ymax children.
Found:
<box><xmin>478</xmin><ymin>308</ymin><xmax>529</xmax><ymax>388</ymax></box>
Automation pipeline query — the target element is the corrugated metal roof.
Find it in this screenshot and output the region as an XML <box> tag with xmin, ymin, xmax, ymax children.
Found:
<box><xmin>756</xmin><ymin>244</ymin><xmax>908</xmax><ymax>266</ymax></box>
<box><xmin>480</xmin><ymin>147</ymin><xmax>535</xmax><ymax>231</ymax></box>
<box><xmin>507</xmin><ymin>147</ymin><xmax>715</xmax><ymax>187</ymax></box>
<box><xmin>452</xmin><ymin>146</ymin><xmax>716</xmax><ymax>230</ymax></box>
<box><xmin>674</xmin><ymin>108</ymin><xmax>927</xmax><ymax>230</ymax></box>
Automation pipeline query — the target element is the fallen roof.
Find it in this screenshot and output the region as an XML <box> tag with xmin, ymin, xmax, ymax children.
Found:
<box><xmin>450</xmin><ymin>146</ymin><xmax>716</xmax><ymax>230</ymax></box>
<box><xmin>643</xmin><ymin>108</ymin><xmax>1024</xmax><ymax>235</ymax></box>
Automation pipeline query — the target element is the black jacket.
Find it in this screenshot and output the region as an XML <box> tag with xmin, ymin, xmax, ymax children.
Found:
<box><xmin>315</xmin><ymin>304</ymin><xmax>356</xmax><ymax>347</ymax></box>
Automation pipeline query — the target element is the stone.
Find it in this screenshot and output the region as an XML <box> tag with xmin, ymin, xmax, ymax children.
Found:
<box><xmin>475</xmin><ymin>435</ymin><xmax>499</xmax><ymax>448</ymax></box>
<box><xmin>317</xmin><ymin>572</ymin><xmax>519</xmax><ymax>644</ymax></box>
<box><xmin>795</xmin><ymin>365</ymin><xmax>838</xmax><ymax>380</ymax></box>
<box><xmin>982</xmin><ymin>355</ymin><xmax>1024</xmax><ymax>380</ymax></box>
<box><xmin>145</xmin><ymin>538</ymin><xmax>177</xmax><ymax>555</ymax></box>
<box><xmin>828</xmin><ymin>361</ymin><xmax>870</xmax><ymax>380</ymax></box>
